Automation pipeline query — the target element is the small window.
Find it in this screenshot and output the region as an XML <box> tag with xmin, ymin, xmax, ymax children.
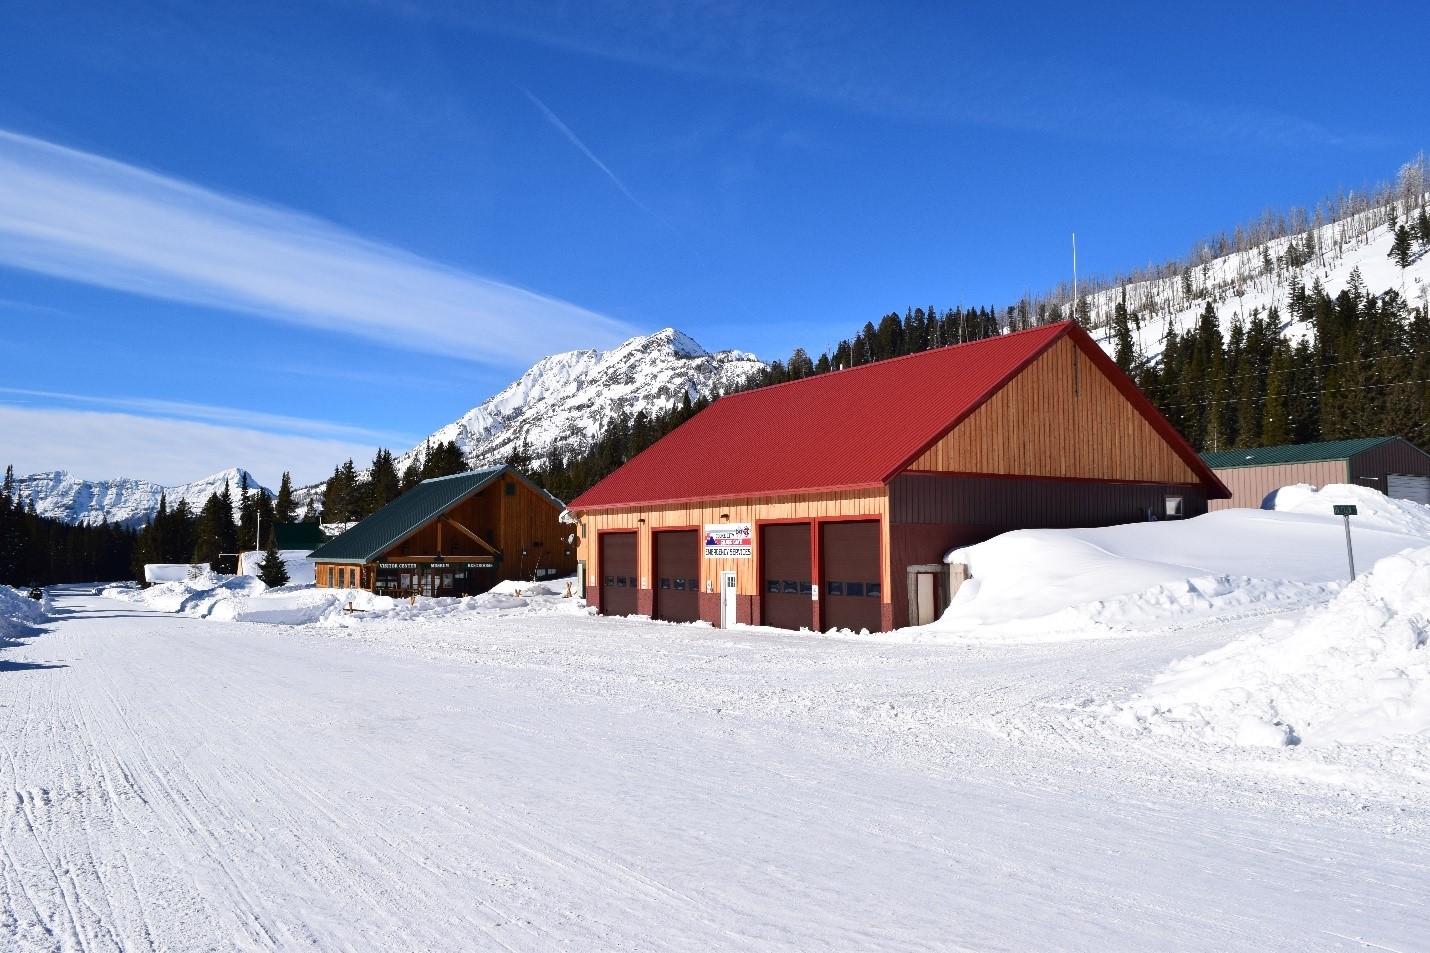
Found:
<box><xmin>798</xmin><ymin>581</ymin><xmax>812</xmax><ymax>595</ymax></box>
<box><xmin>766</xmin><ymin>580</ymin><xmax>781</xmax><ymax>594</ymax></box>
<box><xmin>505</xmin><ymin>482</ymin><xmax>517</xmax><ymax>496</ymax></box>
<box><xmin>616</xmin><ymin>575</ymin><xmax>627</xmax><ymax>587</ymax></box>
<box><xmin>660</xmin><ymin>578</ymin><xmax>671</xmax><ymax>589</ymax></box>
<box><xmin>605</xmin><ymin>575</ymin><xmax>614</xmax><ymax>587</ymax></box>
<box><xmin>327</xmin><ymin>567</ymin><xmax>334</xmax><ymax>587</ymax></box>
<box><xmin>867</xmin><ymin>582</ymin><xmax>881</xmax><ymax>598</ymax></box>
<box><xmin>687</xmin><ymin>579</ymin><xmax>698</xmax><ymax>591</ymax></box>
<box><xmin>673</xmin><ymin>578</ymin><xmax>685</xmax><ymax>591</ymax></box>
<box><xmin>828</xmin><ymin>581</ymin><xmax>845</xmax><ymax>596</ymax></box>
<box><xmin>1165</xmin><ymin>495</ymin><xmax>1185</xmax><ymax>518</ymax></box>
<box><xmin>847</xmin><ymin>581</ymin><xmax>865</xmax><ymax>597</ymax></box>
<box><xmin>782</xmin><ymin>580</ymin><xmax>798</xmax><ymax>593</ymax></box>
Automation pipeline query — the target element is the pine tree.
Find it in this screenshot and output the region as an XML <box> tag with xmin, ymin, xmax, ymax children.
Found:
<box><xmin>274</xmin><ymin>472</ymin><xmax>297</xmax><ymax>523</ymax></box>
<box><xmin>366</xmin><ymin>449</ymin><xmax>401</xmax><ymax>515</ymax></box>
<box><xmin>1111</xmin><ymin>300</ymin><xmax>1135</xmax><ymax>372</ymax></box>
<box><xmin>1390</xmin><ymin>224</ymin><xmax>1413</xmax><ymax>271</ymax></box>
<box><xmin>257</xmin><ymin>539</ymin><xmax>290</xmax><ymax>587</ymax></box>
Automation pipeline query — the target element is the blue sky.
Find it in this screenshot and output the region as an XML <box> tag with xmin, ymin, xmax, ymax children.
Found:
<box><xmin>1</xmin><ymin>0</ymin><xmax>1424</xmax><ymax>488</ymax></box>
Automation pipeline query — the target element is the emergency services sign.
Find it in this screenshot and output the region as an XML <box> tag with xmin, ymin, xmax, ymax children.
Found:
<box><xmin>704</xmin><ymin>523</ymin><xmax>753</xmax><ymax>558</ymax></box>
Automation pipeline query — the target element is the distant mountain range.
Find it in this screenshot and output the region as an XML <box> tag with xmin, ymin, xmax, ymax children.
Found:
<box><xmin>395</xmin><ymin>327</ymin><xmax>765</xmax><ymax>473</ymax></box>
<box><xmin>12</xmin><ymin>468</ymin><xmax>271</xmax><ymax>529</ymax></box>
<box><xmin>19</xmin><ymin>328</ymin><xmax>762</xmax><ymax>527</ymax></box>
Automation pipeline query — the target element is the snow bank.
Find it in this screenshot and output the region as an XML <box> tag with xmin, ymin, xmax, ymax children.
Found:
<box><xmin>103</xmin><ymin>574</ymin><xmax>585</xmax><ymax>627</ymax></box>
<box><xmin>926</xmin><ymin>485</ymin><xmax>1430</xmax><ymax>642</ymax></box>
<box><xmin>1110</xmin><ymin>545</ymin><xmax>1430</xmax><ymax>748</ymax></box>
<box><xmin>143</xmin><ymin>563</ymin><xmax>209</xmax><ymax>584</ymax></box>
<box><xmin>236</xmin><ymin>550</ymin><xmax>316</xmax><ymax>586</ymax></box>
<box><xmin>0</xmin><ymin>586</ymin><xmax>47</xmax><ymax>641</ymax></box>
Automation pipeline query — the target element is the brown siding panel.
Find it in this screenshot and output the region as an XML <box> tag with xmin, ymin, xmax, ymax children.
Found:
<box><xmin>1348</xmin><ymin>439</ymin><xmax>1430</xmax><ymax>491</ymax></box>
<box><xmin>1207</xmin><ymin>461</ymin><xmax>1346</xmax><ymax>511</ymax></box>
<box><xmin>890</xmin><ymin>473</ymin><xmax>1207</xmax><ymax>526</ymax></box>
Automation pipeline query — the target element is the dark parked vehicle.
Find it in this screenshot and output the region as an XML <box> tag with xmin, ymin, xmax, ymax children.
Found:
<box><xmin>26</xmin><ymin>587</ymin><xmax>43</xmax><ymax>600</ymax></box>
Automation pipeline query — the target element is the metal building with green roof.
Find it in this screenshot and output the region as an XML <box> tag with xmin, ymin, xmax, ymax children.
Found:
<box><xmin>308</xmin><ymin>467</ymin><xmax>575</xmax><ymax>597</ymax></box>
<box><xmin>1202</xmin><ymin>436</ymin><xmax>1430</xmax><ymax>510</ymax></box>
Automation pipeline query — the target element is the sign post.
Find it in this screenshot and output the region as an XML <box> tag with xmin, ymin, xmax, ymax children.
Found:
<box><xmin>1332</xmin><ymin>504</ymin><xmax>1358</xmax><ymax>580</ymax></box>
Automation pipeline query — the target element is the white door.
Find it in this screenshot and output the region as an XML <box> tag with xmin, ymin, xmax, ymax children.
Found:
<box><xmin>720</xmin><ymin>571</ymin><xmax>738</xmax><ymax>629</ymax></box>
<box><xmin>1387</xmin><ymin>474</ymin><xmax>1430</xmax><ymax>505</ymax></box>
<box><xmin>915</xmin><ymin>573</ymin><xmax>937</xmax><ymax>626</ymax></box>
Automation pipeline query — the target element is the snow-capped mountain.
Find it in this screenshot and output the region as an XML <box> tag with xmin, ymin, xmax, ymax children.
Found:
<box><xmin>12</xmin><ymin>468</ymin><xmax>272</xmax><ymax>529</ymax></box>
<box><xmin>397</xmin><ymin>327</ymin><xmax>766</xmax><ymax>472</ymax></box>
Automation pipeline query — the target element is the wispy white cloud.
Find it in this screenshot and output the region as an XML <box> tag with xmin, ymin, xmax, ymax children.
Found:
<box><xmin>0</xmin><ymin>386</ymin><xmax>413</xmax><ymax>445</ymax></box>
<box><xmin>0</xmin><ymin>130</ymin><xmax>637</xmax><ymax>366</ymax></box>
<box><xmin>518</xmin><ymin>85</ymin><xmax>651</xmax><ymax>213</ymax></box>
<box><xmin>0</xmin><ymin>405</ymin><xmax>380</xmax><ymax>488</ymax></box>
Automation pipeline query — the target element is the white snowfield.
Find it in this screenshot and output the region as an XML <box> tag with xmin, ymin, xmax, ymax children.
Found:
<box><xmin>937</xmin><ymin>483</ymin><xmax>1430</xmax><ymax>641</ymax></box>
<box><xmin>2</xmin><ymin>583</ymin><xmax>1428</xmax><ymax>952</ymax></box>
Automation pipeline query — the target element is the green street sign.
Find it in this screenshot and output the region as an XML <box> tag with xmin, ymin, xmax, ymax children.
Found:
<box><xmin>1333</xmin><ymin>504</ymin><xmax>1358</xmax><ymax>516</ymax></box>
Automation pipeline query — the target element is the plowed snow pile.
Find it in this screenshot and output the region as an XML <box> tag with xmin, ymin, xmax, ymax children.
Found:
<box><xmin>928</xmin><ymin>484</ymin><xmax>1430</xmax><ymax>642</ymax></box>
<box><xmin>0</xmin><ymin>586</ymin><xmax>46</xmax><ymax>639</ymax></box>
<box><xmin>102</xmin><ymin>573</ymin><xmax>585</xmax><ymax>627</ymax></box>
<box><xmin>1110</xmin><ymin>545</ymin><xmax>1430</xmax><ymax>747</ymax></box>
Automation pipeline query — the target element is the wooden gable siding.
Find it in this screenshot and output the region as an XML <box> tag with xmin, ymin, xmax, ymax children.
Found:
<box><xmin>381</xmin><ymin>476</ymin><xmax>573</xmax><ymax>581</ymax></box>
<box><xmin>577</xmin><ymin>487</ymin><xmax>889</xmax><ymax>599</ymax></box>
<box><xmin>907</xmin><ymin>336</ymin><xmax>1200</xmax><ymax>484</ymax></box>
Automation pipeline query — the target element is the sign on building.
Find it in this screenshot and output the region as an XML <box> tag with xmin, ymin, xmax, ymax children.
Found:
<box><xmin>704</xmin><ymin>522</ymin><xmax>753</xmax><ymax>558</ymax></box>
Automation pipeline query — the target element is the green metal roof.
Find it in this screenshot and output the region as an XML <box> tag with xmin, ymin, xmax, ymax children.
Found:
<box><xmin>307</xmin><ymin>467</ymin><xmax>564</xmax><ymax>564</ymax></box>
<box><xmin>1201</xmin><ymin>436</ymin><xmax>1397</xmax><ymax>470</ymax></box>
<box><xmin>273</xmin><ymin>522</ymin><xmax>328</xmax><ymax>551</ymax></box>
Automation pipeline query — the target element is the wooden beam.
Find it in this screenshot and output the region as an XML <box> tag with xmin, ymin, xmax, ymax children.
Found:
<box><xmin>439</xmin><ymin>515</ymin><xmax>500</xmax><ymax>556</ymax></box>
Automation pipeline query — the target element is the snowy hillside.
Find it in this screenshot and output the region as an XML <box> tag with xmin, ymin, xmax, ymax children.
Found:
<box><xmin>1087</xmin><ymin>188</ymin><xmax>1430</xmax><ymax>362</ymax></box>
<box><xmin>397</xmin><ymin>327</ymin><xmax>765</xmax><ymax>472</ymax></box>
<box><xmin>12</xmin><ymin>467</ymin><xmax>271</xmax><ymax>528</ymax></box>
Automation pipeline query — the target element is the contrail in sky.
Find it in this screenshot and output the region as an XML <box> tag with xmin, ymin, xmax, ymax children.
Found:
<box><xmin>0</xmin><ymin>129</ymin><xmax>636</xmax><ymax>366</ymax></box>
<box><xmin>519</xmin><ymin>85</ymin><xmax>651</xmax><ymax>214</ymax></box>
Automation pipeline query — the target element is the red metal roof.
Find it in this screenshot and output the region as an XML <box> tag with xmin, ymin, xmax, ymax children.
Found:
<box><xmin>570</xmin><ymin>321</ymin><xmax>1229</xmax><ymax>509</ymax></box>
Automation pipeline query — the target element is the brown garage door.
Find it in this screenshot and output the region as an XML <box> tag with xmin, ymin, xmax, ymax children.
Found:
<box><xmin>654</xmin><ymin>530</ymin><xmax>700</xmax><ymax>623</ymax></box>
<box><xmin>600</xmin><ymin>532</ymin><xmax>639</xmax><ymax>617</ymax></box>
<box><xmin>821</xmin><ymin>520</ymin><xmax>882</xmax><ymax>632</ymax></box>
<box><xmin>761</xmin><ymin>523</ymin><xmax>812</xmax><ymax>630</ymax></box>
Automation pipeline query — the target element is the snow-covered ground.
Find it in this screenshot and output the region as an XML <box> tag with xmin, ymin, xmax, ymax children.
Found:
<box><xmin>0</xmin><ymin>584</ymin><xmax>1426</xmax><ymax>951</ymax></box>
<box><xmin>1110</xmin><ymin>544</ymin><xmax>1430</xmax><ymax>749</ymax></box>
<box><xmin>5</xmin><ymin>488</ymin><xmax>1430</xmax><ymax>949</ymax></box>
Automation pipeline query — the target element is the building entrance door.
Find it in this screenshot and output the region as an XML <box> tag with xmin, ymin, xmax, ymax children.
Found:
<box><xmin>720</xmin><ymin>570</ymin><xmax>737</xmax><ymax>629</ymax></box>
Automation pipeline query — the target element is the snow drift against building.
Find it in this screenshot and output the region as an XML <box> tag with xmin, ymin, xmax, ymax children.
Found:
<box><xmin>930</xmin><ymin>484</ymin><xmax>1430</xmax><ymax>642</ymax></box>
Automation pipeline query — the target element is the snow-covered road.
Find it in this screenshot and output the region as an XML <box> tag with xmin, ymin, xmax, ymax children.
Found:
<box><xmin>1</xmin><ymin>588</ymin><xmax>1426</xmax><ymax>951</ymax></box>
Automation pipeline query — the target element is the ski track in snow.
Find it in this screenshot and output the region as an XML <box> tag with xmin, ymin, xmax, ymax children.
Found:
<box><xmin>1</xmin><ymin>588</ymin><xmax>1427</xmax><ymax>951</ymax></box>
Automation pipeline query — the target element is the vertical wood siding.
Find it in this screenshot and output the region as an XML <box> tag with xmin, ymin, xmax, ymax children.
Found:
<box><xmin>908</xmin><ymin>337</ymin><xmax>1201</xmax><ymax>484</ymax></box>
<box><xmin>1206</xmin><ymin>461</ymin><xmax>1346</xmax><ymax>511</ymax></box>
<box><xmin>575</xmin><ymin>488</ymin><xmax>889</xmax><ymax>608</ymax></box>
